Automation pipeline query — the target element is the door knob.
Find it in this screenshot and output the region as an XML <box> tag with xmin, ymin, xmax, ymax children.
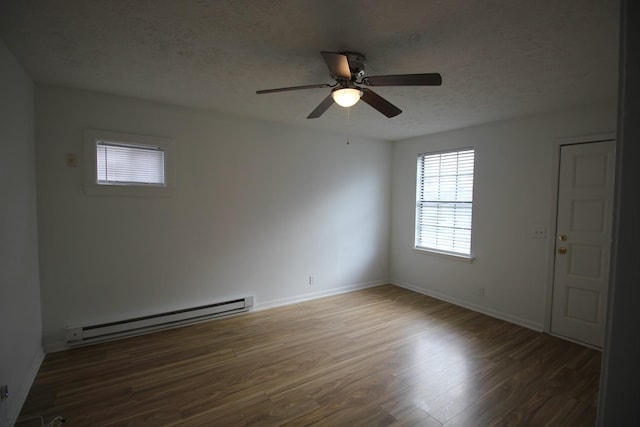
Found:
<box><xmin>558</xmin><ymin>247</ymin><xmax>567</xmax><ymax>254</ymax></box>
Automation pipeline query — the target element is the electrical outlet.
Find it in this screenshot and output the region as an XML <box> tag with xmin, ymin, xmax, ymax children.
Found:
<box><xmin>0</xmin><ymin>384</ymin><xmax>8</xmax><ymax>401</ymax></box>
<box><xmin>478</xmin><ymin>287</ymin><xmax>485</xmax><ymax>297</ymax></box>
<box><xmin>531</xmin><ymin>225</ymin><xmax>547</xmax><ymax>239</ymax></box>
<box><xmin>308</xmin><ymin>275</ymin><xmax>315</xmax><ymax>286</ymax></box>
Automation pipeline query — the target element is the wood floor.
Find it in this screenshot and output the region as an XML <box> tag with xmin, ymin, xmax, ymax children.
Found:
<box><xmin>18</xmin><ymin>285</ymin><xmax>601</xmax><ymax>426</ymax></box>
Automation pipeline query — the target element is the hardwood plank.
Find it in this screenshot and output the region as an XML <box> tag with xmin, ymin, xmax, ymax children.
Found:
<box><xmin>17</xmin><ymin>285</ymin><xmax>601</xmax><ymax>426</ymax></box>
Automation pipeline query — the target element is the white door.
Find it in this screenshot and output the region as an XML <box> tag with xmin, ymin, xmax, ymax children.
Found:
<box><xmin>551</xmin><ymin>140</ymin><xmax>615</xmax><ymax>348</ymax></box>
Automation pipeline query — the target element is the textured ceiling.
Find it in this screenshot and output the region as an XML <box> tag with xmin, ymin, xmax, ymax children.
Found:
<box><xmin>0</xmin><ymin>0</ymin><xmax>620</xmax><ymax>141</ymax></box>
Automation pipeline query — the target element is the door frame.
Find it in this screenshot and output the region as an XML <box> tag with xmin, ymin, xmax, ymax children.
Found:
<box><xmin>544</xmin><ymin>132</ymin><xmax>616</xmax><ymax>346</ymax></box>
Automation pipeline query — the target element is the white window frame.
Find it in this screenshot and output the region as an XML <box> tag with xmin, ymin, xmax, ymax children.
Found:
<box><xmin>83</xmin><ymin>129</ymin><xmax>175</xmax><ymax>197</ymax></box>
<box><xmin>414</xmin><ymin>147</ymin><xmax>475</xmax><ymax>260</ymax></box>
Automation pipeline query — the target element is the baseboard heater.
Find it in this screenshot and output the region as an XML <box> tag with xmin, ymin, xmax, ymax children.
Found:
<box><xmin>66</xmin><ymin>296</ymin><xmax>254</xmax><ymax>346</ymax></box>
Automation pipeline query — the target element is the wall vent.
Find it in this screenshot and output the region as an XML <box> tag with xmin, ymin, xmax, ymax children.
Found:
<box><xmin>66</xmin><ymin>296</ymin><xmax>254</xmax><ymax>346</ymax></box>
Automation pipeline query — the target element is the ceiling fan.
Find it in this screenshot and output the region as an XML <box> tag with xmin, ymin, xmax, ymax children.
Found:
<box><xmin>256</xmin><ymin>51</ymin><xmax>442</xmax><ymax>119</ymax></box>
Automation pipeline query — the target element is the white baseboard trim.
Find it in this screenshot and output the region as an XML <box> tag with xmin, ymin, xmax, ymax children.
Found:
<box><xmin>42</xmin><ymin>340</ymin><xmax>68</xmax><ymax>354</ymax></box>
<box><xmin>391</xmin><ymin>280</ymin><xmax>544</xmax><ymax>332</ymax></box>
<box><xmin>3</xmin><ymin>347</ymin><xmax>45</xmax><ymax>427</ymax></box>
<box><xmin>255</xmin><ymin>279</ymin><xmax>389</xmax><ymax>312</ymax></box>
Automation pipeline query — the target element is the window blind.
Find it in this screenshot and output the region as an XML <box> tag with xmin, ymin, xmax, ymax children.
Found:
<box><xmin>96</xmin><ymin>141</ymin><xmax>165</xmax><ymax>186</ymax></box>
<box><xmin>416</xmin><ymin>148</ymin><xmax>475</xmax><ymax>256</ymax></box>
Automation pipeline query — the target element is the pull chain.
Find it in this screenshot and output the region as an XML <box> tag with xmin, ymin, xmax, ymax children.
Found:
<box><xmin>346</xmin><ymin>107</ymin><xmax>351</xmax><ymax>145</ymax></box>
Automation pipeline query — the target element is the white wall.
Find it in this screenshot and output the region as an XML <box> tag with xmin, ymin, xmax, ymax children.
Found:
<box><xmin>35</xmin><ymin>85</ymin><xmax>391</xmax><ymax>350</ymax></box>
<box><xmin>390</xmin><ymin>102</ymin><xmax>617</xmax><ymax>329</ymax></box>
<box><xmin>0</xmin><ymin>39</ymin><xmax>43</xmax><ymax>426</ymax></box>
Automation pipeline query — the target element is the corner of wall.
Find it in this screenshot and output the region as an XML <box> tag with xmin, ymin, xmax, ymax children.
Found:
<box><xmin>1</xmin><ymin>349</ymin><xmax>45</xmax><ymax>427</ymax></box>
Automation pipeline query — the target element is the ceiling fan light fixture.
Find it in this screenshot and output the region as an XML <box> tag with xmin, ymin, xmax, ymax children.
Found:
<box><xmin>332</xmin><ymin>88</ymin><xmax>362</xmax><ymax>107</ymax></box>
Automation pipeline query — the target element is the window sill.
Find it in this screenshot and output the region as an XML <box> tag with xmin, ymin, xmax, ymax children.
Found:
<box><xmin>412</xmin><ymin>247</ymin><xmax>474</xmax><ymax>263</ymax></box>
<box><xmin>83</xmin><ymin>183</ymin><xmax>174</xmax><ymax>197</ymax></box>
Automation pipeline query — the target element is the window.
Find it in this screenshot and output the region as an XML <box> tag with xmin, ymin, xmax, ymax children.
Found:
<box><xmin>96</xmin><ymin>141</ymin><xmax>165</xmax><ymax>186</ymax></box>
<box><xmin>83</xmin><ymin>129</ymin><xmax>174</xmax><ymax>196</ymax></box>
<box><xmin>415</xmin><ymin>148</ymin><xmax>475</xmax><ymax>258</ymax></box>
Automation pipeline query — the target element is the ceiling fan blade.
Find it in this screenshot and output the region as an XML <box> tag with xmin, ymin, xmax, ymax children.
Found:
<box><xmin>360</xmin><ymin>88</ymin><xmax>402</xmax><ymax>118</ymax></box>
<box><xmin>320</xmin><ymin>51</ymin><xmax>351</xmax><ymax>80</ymax></box>
<box><xmin>307</xmin><ymin>95</ymin><xmax>335</xmax><ymax>119</ymax></box>
<box><xmin>364</xmin><ymin>73</ymin><xmax>442</xmax><ymax>87</ymax></box>
<box><xmin>256</xmin><ymin>83</ymin><xmax>332</xmax><ymax>94</ymax></box>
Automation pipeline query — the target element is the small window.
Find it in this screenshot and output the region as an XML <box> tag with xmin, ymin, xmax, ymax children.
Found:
<box><xmin>84</xmin><ymin>130</ymin><xmax>174</xmax><ymax>196</ymax></box>
<box><xmin>415</xmin><ymin>148</ymin><xmax>475</xmax><ymax>258</ymax></box>
<box><xmin>96</xmin><ymin>141</ymin><xmax>165</xmax><ymax>186</ymax></box>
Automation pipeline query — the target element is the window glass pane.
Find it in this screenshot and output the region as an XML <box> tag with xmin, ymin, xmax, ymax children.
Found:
<box><xmin>96</xmin><ymin>141</ymin><xmax>165</xmax><ymax>186</ymax></box>
<box><xmin>416</xmin><ymin>149</ymin><xmax>475</xmax><ymax>256</ymax></box>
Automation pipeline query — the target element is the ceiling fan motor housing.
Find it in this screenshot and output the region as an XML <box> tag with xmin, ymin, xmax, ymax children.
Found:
<box><xmin>341</xmin><ymin>51</ymin><xmax>367</xmax><ymax>81</ymax></box>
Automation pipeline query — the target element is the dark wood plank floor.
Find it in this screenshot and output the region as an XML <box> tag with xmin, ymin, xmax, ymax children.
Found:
<box><xmin>18</xmin><ymin>285</ymin><xmax>601</xmax><ymax>426</ymax></box>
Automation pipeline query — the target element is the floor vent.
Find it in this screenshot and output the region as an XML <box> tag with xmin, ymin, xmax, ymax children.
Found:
<box><xmin>66</xmin><ymin>296</ymin><xmax>254</xmax><ymax>346</ymax></box>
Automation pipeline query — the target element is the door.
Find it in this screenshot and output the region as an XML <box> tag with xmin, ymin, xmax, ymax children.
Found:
<box><xmin>550</xmin><ymin>140</ymin><xmax>615</xmax><ymax>348</ymax></box>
